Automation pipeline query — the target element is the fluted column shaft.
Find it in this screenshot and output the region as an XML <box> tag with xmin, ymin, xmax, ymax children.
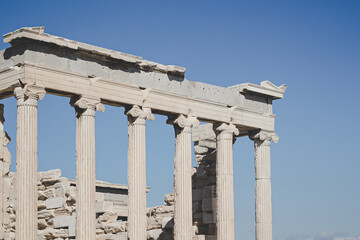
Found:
<box><xmin>250</xmin><ymin>130</ymin><xmax>278</xmax><ymax>240</ymax></box>
<box><xmin>214</xmin><ymin>123</ymin><xmax>239</xmax><ymax>240</ymax></box>
<box><xmin>14</xmin><ymin>85</ymin><xmax>45</xmax><ymax>240</ymax></box>
<box><xmin>126</xmin><ymin>105</ymin><xmax>154</xmax><ymax>240</ymax></box>
<box><xmin>168</xmin><ymin>114</ymin><xmax>199</xmax><ymax>240</ymax></box>
<box><xmin>71</xmin><ymin>96</ymin><xmax>104</xmax><ymax>240</ymax></box>
<box><xmin>0</xmin><ymin>104</ymin><xmax>5</xmax><ymax>240</ymax></box>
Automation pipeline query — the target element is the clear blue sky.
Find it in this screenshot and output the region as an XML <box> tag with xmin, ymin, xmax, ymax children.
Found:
<box><xmin>0</xmin><ymin>1</ymin><xmax>359</xmax><ymax>239</ymax></box>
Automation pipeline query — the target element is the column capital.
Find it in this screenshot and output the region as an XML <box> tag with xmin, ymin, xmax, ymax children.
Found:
<box><xmin>167</xmin><ymin>114</ymin><xmax>199</xmax><ymax>133</ymax></box>
<box><xmin>126</xmin><ymin>105</ymin><xmax>154</xmax><ymax>125</ymax></box>
<box><xmin>249</xmin><ymin>129</ymin><xmax>279</xmax><ymax>143</ymax></box>
<box><xmin>214</xmin><ymin>123</ymin><xmax>239</xmax><ymax>138</ymax></box>
<box><xmin>14</xmin><ymin>84</ymin><xmax>46</xmax><ymax>101</ymax></box>
<box><xmin>70</xmin><ymin>95</ymin><xmax>105</xmax><ymax>117</ymax></box>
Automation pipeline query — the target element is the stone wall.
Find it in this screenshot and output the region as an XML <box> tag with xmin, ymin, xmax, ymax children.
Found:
<box><xmin>0</xmin><ymin>124</ymin><xmax>216</xmax><ymax>240</ymax></box>
<box><xmin>1</xmin><ymin>168</ymin><xmax>210</xmax><ymax>240</ymax></box>
<box><xmin>192</xmin><ymin>124</ymin><xmax>217</xmax><ymax>238</ymax></box>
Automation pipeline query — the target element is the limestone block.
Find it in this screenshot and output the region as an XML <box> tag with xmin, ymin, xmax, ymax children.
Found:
<box><xmin>202</xmin><ymin>186</ymin><xmax>216</xmax><ymax>199</ymax></box>
<box><xmin>161</xmin><ymin>217</ymin><xmax>173</xmax><ymax>229</ymax></box>
<box><xmin>194</xmin><ymin>145</ymin><xmax>209</xmax><ymax>155</ymax></box>
<box><xmin>204</xmin><ymin>236</ymin><xmax>216</xmax><ymax>240</ymax></box>
<box><xmin>164</xmin><ymin>193</ymin><xmax>174</xmax><ymax>206</ymax></box>
<box><xmin>96</xmin><ymin>202</ymin><xmax>114</xmax><ymax>213</ymax></box>
<box><xmin>2</xmin><ymin>212</ymin><xmax>11</xmax><ymax>225</ymax></box>
<box><xmin>53</xmin><ymin>183</ymin><xmax>68</xmax><ymax>198</ymax></box>
<box><xmin>38</xmin><ymin>228</ymin><xmax>69</xmax><ymax>239</ymax></box>
<box><xmin>38</xmin><ymin>169</ymin><xmax>61</xmax><ymax>182</ymax></box>
<box><xmin>53</xmin><ymin>215</ymin><xmax>75</xmax><ymax>228</ymax></box>
<box><xmin>192</xmin><ymin>189</ymin><xmax>202</xmax><ymax>201</ymax></box>
<box><xmin>192</xmin><ymin>124</ymin><xmax>216</xmax><ymax>142</ymax></box>
<box><xmin>96</xmin><ymin>192</ymin><xmax>105</xmax><ymax>202</ymax></box>
<box><xmin>96</xmin><ymin>233</ymin><xmax>117</xmax><ymax>240</ymax></box>
<box><xmin>3</xmin><ymin>232</ymin><xmax>15</xmax><ymax>240</ymax></box>
<box><xmin>154</xmin><ymin>205</ymin><xmax>174</xmax><ymax>215</ymax></box>
<box><xmin>116</xmin><ymin>232</ymin><xmax>128</xmax><ymax>240</ymax></box>
<box><xmin>39</xmin><ymin>188</ymin><xmax>56</xmax><ymax>200</ymax></box>
<box><xmin>38</xmin><ymin>200</ymin><xmax>46</xmax><ymax>210</ymax></box>
<box><xmin>113</xmin><ymin>205</ymin><xmax>128</xmax><ymax>217</ymax></box>
<box><xmin>193</xmin><ymin>236</ymin><xmax>206</xmax><ymax>240</ymax></box>
<box><xmin>103</xmin><ymin>222</ymin><xmax>126</xmax><ymax>234</ymax></box>
<box><xmin>97</xmin><ymin>212</ymin><xmax>118</xmax><ymax>223</ymax></box>
<box><xmin>53</xmin><ymin>216</ymin><xmax>76</xmax><ymax>237</ymax></box>
<box><xmin>202</xmin><ymin>198</ymin><xmax>216</xmax><ymax>212</ymax></box>
<box><xmin>193</xmin><ymin>201</ymin><xmax>201</xmax><ymax>213</ymax></box>
<box><xmin>147</xmin><ymin>217</ymin><xmax>161</xmax><ymax>230</ymax></box>
<box><xmin>202</xmin><ymin>212</ymin><xmax>215</xmax><ymax>224</ymax></box>
<box><xmin>38</xmin><ymin>210</ymin><xmax>55</xmax><ymax>220</ymax></box>
<box><xmin>54</xmin><ymin>207</ymin><xmax>72</xmax><ymax>217</ymax></box>
<box><xmin>38</xmin><ymin>219</ymin><xmax>47</xmax><ymax>230</ymax></box>
<box><xmin>193</xmin><ymin>212</ymin><xmax>202</xmax><ymax>221</ymax></box>
<box><xmin>56</xmin><ymin>177</ymin><xmax>70</xmax><ymax>188</ymax></box>
<box><xmin>103</xmin><ymin>193</ymin><xmax>128</xmax><ymax>205</ymax></box>
<box><xmin>45</xmin><ymin>197</ymin><xmax>64</xmax><ymax>209</ymax></box>
<box><xmin>96</xmin><ymin>228</ymin><xmax>105</xmax><ymax>235</ymax></box>
<box><xmin>147</xmin><ymin>229</ymin><xmax>163</xmax><ymax>240</ymax></box>
<box><xmin>198</xmin><ymin>140</ymin><xmax>216</xmax><ymax>149</ymax></box>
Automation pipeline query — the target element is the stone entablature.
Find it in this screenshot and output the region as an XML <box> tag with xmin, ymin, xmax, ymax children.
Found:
<box><xmin>0</xmin><ymin>27</ymin><xmax>285</xmax><ymax>131</ymax></box>
<box><xmin>0</xmin><ymin>27</ymin><xmax>286</xmax><ymax>240</ymax></box>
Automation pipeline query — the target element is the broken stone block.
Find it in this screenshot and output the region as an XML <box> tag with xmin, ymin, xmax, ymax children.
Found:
<box><xmin>45</xmin><ymin>197</ymin><xmax>64</xmax><ymax>209</ymax></box>
<box><xmin>164</xmin><ymin>193</ymin><xmax>174</xmax><ymax>206</ymax></box>
<box><xmin>38</xmin><ymin>209</ymin><xmax>55</xmax><ymax>220</ymax></box>
<box><xmin>97</xmin><ymin>212</ymin><xmax>118</xmax><ymax>223</ymax></box>
<box><xmin>194</xmin><ymin>145</ymin><xmax>209</xmax><ymax>155</ymax></box>
<box><xmin>103</xmin><ymin>221</ymin><xmax>126</xmax><ymax>234</ymax></box>
<box><xmin>38</xmin><ymin>219</ymin><xmax>47</xmax><ymax>230</ymax></box>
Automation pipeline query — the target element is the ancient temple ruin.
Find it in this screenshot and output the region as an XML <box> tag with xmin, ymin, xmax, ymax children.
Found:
<box><xmin>0</xmin><ymin>27</ymin><xmax>286</xmax><ymax>240</ymax></box>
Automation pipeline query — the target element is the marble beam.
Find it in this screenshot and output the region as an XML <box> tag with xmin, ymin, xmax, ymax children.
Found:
<box><xmin>249</xmin><ymin>130</ymin><xmax>278</xmax><ymax>240</ymax></box>
<box><xmin>214</xmin><ymin>123</ymin><xmax>239</xmax><ymax>240</ymax></box>
<box><xmin>167</xmin><ymin>114</ymin><xmax>199</xmax><ymax>240</ymax></box>
<box><xmin>70</xmin><ymin>96</ymin><xmax>104</xmax><ymax>240</ymax></box>
<box><xmin>14</xmin><ymin>85</ymin><xmax>45</xmax><ymax>240</ymax></box>
<box><xmin>126</xmin><ymin>105</ymin><xmax>154</xmax><ymax>240</ymax></box>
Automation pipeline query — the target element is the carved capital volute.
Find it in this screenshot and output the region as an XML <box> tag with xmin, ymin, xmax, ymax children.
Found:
<box><xmin>70</xmin><ymin>95</ymin><xmax>105</xmax><ymax>117</ymax></box>
<box><xmin>167</xmin><ymin>114</ymin><xmax>199</xmax><ymax>134</ymax></box>
<box><xmin>126</xmin><ymin>105</ymin><xmax>154</xmax><ymax>125</ymax></box>
<box><xmin>213</xmin><ymin>123</ymin><xmax>239</xmax><ymax>140</ymax></box>
<box><xmin>14</xmin><ymin>84</ymin><xmax>46</xmax><ymax>102</ymax></box>
<box><xmin>249</xmin><ymin>130</ymin><xmax>279</xmax><ymax>144</ymax></box>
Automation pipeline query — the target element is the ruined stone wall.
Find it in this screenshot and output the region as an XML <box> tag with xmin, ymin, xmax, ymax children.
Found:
<box><xmin>192</xmin><ymin>124</ymin><xmax>217</xmax><ymax>238</ymax></box>
<box><xmin>0</xmin><ymin>123</ymin><xmax>215</xmax><ymax>240</ymax></box>
<box><xmin>1</xmin><ymin>169</ymin><xmax>180</xmax><ymax>240</ymax></box>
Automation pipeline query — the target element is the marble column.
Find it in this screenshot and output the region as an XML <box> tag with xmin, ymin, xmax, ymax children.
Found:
<box><xmin>167</xmin><ymin>114</ymin><xmax>199</xmax><ymax>240</ymax></box>
<box><xmin>70</xmin><ymin>96</ymin><xmax>104</xmax><ymax>240</ymax></box>
<box><xmin>14</xmin><ymin>85</ymin><xmax>45</xmax><ymax>240</ymax></box>
<box><xmin>0</xmin><ymin>104</ymin><xmax>4</xmax><ymax>240</ymax></box>
<box><xmin>214</xmin><ymin>123</ymin><xmax>239</xmax><ymax>240</ymax></box>
<box><xmin>0</xmin><ymin>104</ymin><xmax>10</xmax><ymax>240</ymax></box>
<box><xmin>249</xmin><ymin>130</ymin><xmax>278</xmax><ymax>240</ymax></box>
<box><xmin>126</xmin><ymin>105</ymin><xmax>154</xmax><ymax>240</ymax></box>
